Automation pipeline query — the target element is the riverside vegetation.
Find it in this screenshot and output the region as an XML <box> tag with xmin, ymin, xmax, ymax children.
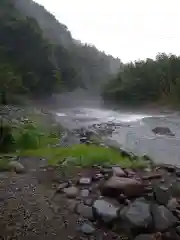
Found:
<box><xmin>0</xmin><ymin>107</ymin><xmax>147</xmax><ymax>171</ymax></box>
<box><xmin>103</xmin><ymin>53</ymin><xmax>180</xmax><ymax>106</ymax></box>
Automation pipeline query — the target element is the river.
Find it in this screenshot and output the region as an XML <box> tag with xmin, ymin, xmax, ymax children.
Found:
<box><xmin>54</xmin><ymin>103</ymin><xmax>180</xmax><ymax>165</ymax></box>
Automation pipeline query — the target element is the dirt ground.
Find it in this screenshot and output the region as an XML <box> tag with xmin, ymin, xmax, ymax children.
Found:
<box><xmin>0</xmin><ymin>157</ymin><xmax>124</xmax><ymax>240</ymax></box>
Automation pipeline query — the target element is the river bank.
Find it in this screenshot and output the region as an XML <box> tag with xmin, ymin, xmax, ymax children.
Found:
<box><xmin>1</xmin><ymin>105</ymin><xmax>180</xmax><ymax>239</ymax></box>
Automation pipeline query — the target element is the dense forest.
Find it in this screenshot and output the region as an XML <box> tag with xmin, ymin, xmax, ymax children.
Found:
<box><xmin>0</xmin><ymin>0</ymin><xmax>120</xmax><ymax>103</ymax></box>
<box><xmin>103</xmin><ymin>53</ymin><xmax>180</xmax><ymax>105</ymax></box>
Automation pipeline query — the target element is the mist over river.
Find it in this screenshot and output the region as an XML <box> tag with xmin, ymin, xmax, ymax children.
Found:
<box><xmin>52</xmin><ymin>90</ymin><xmax>180</xmax><ymax>165</ymax></box>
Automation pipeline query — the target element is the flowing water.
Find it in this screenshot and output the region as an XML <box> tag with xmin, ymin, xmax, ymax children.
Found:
<box><xmin>55</xmin><ymin>105</ymin><xmax>180</xmax><ymax>165</ymax></box>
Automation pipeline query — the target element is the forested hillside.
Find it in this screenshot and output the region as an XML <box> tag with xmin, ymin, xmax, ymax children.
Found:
<box><xmin>15</xmin><ymin>0</ymin><xmax>120</xmax><ymax>91</ymax></box>
<box><xmin>103</xmin><ymin>53</ymin><xmax>180</xmax><ymax>105</ymax></box>
<box><xmin>0</xmin><ymin>0</ymin><xmax>120</xmax><ymax>104</ymax></box>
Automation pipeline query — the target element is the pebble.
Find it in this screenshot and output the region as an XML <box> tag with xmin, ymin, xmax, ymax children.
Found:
<box><xmin>79</xmin><ymin>177</ymin><xmax>92</xmax><ymax>185</ymax></box>
<box><xmin>93</xmin><ymin>173</ymin><xmax>103</xmax><ymax>181</ymax></box>
<box><xmin>112</xmin><ymin>166</ymin><xmax>126</xmax><ymax>177</ymax></box>
<box><xmin>167</xmin><ymin>198</ymin><xmax>179</xmax><ymax>211</ymax></box>
<box><xmin>56</xmin><ymin>182</ymin><xmax>69</xmax><ymax>193</ymax></box>
<box><xmin>84</xmin><ymin>198</ymin><xmax>94</xmax><ymax>206</ymax></box>
<box><xmin>80</xmin><ymin>222</ymin><xmax>95</xmax><ymax>235</ymax></box>
<box><xmin>80</xmin><ymin>189</ymin><xmax>89</xmax><ymax>198</ymax></box>
<box><xmin>142</xmin><ymin>173</ymin><xmax>162</xmax><ymax>180</ymax></box>
<box><xmin>63</xmin><ymin>186</ymin><xmax>79</xmax><ymax>198</ymax></box>
<box><xmin>76</xmin><ymin>203</ymin><xmax>94</xmax><ymax>220</ymax></box>
<box><xmin>9</xmin><ymin>161</ymin><xmax>25</xmax><ymax>173</ymax></box>
<box><xmin>134</xmin><ymin>234</ymin><xmax>156</xmax><ymax>240</ymax></box>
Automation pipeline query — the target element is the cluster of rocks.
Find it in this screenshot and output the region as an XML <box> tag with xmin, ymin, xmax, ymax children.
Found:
<box><xmin>73</xmin><ymin>121</ymin><xmax>130</xmax><ymax>144</ymax></box>
<box><xmin>54</xmin><ymin>164</ymin><xmax>180</xmax><ymax>240</ymax></box>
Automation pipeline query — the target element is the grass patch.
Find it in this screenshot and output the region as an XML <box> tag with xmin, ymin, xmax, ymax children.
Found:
<box><xmin>20</xmin><ymin>144</ymin><xmax>148</xmax><ymax>169</ymax></box>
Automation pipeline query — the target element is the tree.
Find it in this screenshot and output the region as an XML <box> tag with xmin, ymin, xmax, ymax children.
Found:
<box><xmin>102</xmin><ymin>53</ymin><xmax>180</xmax><ymax>105</ymax></box>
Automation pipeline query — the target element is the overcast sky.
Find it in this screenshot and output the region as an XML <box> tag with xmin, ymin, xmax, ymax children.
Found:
<box><xmin>34</xmin><ymin>0</ymin><xmax>180</xmax><ymax>62</ymax></box>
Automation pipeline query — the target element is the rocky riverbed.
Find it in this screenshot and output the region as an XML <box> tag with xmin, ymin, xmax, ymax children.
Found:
<box><xmin>2</xmin><ymin>155</ymin><xmax>180</xmax><ymax>239</ymax></box>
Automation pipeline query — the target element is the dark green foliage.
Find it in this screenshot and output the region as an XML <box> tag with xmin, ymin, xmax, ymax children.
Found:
<box><xmin>0</xmin><ymin>120</ymin><xmax>15</xmax><ymax>153</ymax></box>
<box><xmin>103</xmin><ymin>53</ymin><xmax>180</xmax><ymax>105</ymax></box>
<box><xmin>14</xmin><ymin>0</ymin><xmax>120</xmax><ymax>92</ymax></box>
<box><xmin>0</xmin><ymin>0</ymin><xmax>120</xmax><ymax>100</ymax></box>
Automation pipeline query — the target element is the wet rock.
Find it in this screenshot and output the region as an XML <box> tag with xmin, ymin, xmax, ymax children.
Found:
<box><xmin>93</xmin><ymin>199</ymin><xmax>119</xmax><ymax>223</ymax></box>
<box><xmin>171</xmin><ymin>183</ymin><xmax>180</xmax><ymax>197</ymax></box>
<box><xmin>143</xmin><ymin>155</ymin><xmax>152</xmax><ymax>161</ymax></box>
<box><xmin>56</xmin><ymin>182</ymin><xmax>69</xmax><ymax>193</ymax></box>
<box><xmin>93</xmin><ymin>173</ymin><xmax>103</xmax><ymax>181</ymax></box>
<box><xmin>80</xmin><ymin>189</ymin><xmax>89</xmax><ymax>198</ymax></box>
<box><xmin>167</xmin><ymin>198</ymin><xmax>179</xmax><ymax>211</ymax></box>
<box><xmin>101</xmin><ymin>176</ymin><xmax>143</xmax><ymax>198</ymax></box>
<box><xmin>145</xmin><ymin>192</ymin><xmax>154</xmax><ymax>201</ymax></box>
<box><xmin>63</xmin><ymin>186</ymin><xmax>78</xmax><ymax>198</ymax></box>
<box><xmin>154</xmin><ymin>186</ymin><xmax>171</xmax><ymax>205</ymax></box>
<box><xmin>79</xmin><ymin>177</ymin><xmax>92</xmax><ymax>185</ymax></box>
<box><xmin>76</xmin><ymin>203</ymin><xmax>94</xmax><ymax>220</ymax></box>
<box><xmin>152</xmin><ymin>127</ymin><xmax>175</xmax><ymax>136</ymax></box>
<box><xmin>101</xmin><ymin>167</ymin><xmax>112</xmax><ymax>175</ymax></box>
<box><xmin>152</xmin><ymin>204</ymin><xmax>178</xmax><ymax>231</ymax></box>
<box><xmin>80</xmin><ymin>222</ymin><xmax>95</xmax><ymax>235</ymax></box>
<box><xmin>84</xmin><ymin>198</ymin><xmax>94</xmax><ymax>206</ymax></box>
<box><xmin>144</xmin><ymin>186</ymin><xmax>153</xmax><ymax>193</ymax></box>
<box><xmin>118</xmin><ymin>193</ymin><xmax>127</xmax><ymax>203</ymax></box>
<box><xmin>125</xmin><ymin>169</ymin><xmax>136</xmax><ymax>177</ymax></box>
<box><xmin>9</xmin><ymin>161</ymin><xmax>25</xmax><ymax>173</ymax></box>
<box><xmin>120</xmin><ymin>198</ymin><xmax>152</xmax><ymax>229</ymax></box>
<box><xmin>134</xmin><ymin>234</ymin><xmax>156</xmax><ymax>240</ymax></box>
<box><xmin>162</xmin><ymin>164</ymin><xmax>175</xmax><ymax>173</ymax></box>
<box><xmin>176</xmin><ymin>168</ymin><xmax>180</xmax><ymax>177</ymax></box>
<box><xmin>67</xmin><ymin>199</ymin><xmax>79</xmax><ymax>212</ymax></box>
<box><xmin>176</xmin><ymin>226</ymin><xmax>180</xmax><ymax>235</ymax></box>
<box><xmin>120</xmin><ymin>149</ymin><xmax>134</xmax><ymax>158</ymax></box>
<box><xmin>163</xmin><ymin>229</ymin><xmax>180</xmax><ymax>240</ymax></box>
<box><xmin>142</xmin><ymin>173</ymin><xmax>162</xmax><ymax>180</ymax></box>
<box><xmin>80</xmin><ymin>137</ymin><xmax>88</xmax><ymax>143</ymax></box>
<box><xmin>144</xmin><ymin>168</ymin><xmax>152</xmax><ymax>173</ymax></box>
<box><xmin>112</xmin><ymin>166</ymin><xmax>126</xmax><ymax>177</ymax></box>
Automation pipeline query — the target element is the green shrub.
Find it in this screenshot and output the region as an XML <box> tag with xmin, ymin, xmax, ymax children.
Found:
<box><xmin>0</xmin><ymin>120</ymin><xmax>15</xmax><ymax>153</ymax></box>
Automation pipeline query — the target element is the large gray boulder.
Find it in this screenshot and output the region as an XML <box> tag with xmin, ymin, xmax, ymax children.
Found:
<box><xmin>93</xmin><ymin>199</ymin><xmax>119</xmax><ymax>223</ymax></box>
<box><xmin>120</xmin><ymin>198</ymin><xmax>152</xmax><ymax>229</ymax></box>
<box><xmin>152</xmin><ymin>204</ymin><xmax>178</xmax><ymax>231</ymax></box>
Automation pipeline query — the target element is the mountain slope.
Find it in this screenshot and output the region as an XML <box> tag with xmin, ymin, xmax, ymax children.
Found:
<box><xmin>14</xmin><ymin>0</ymin><xmax>120</xmax><ymax>91</ymax></box>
